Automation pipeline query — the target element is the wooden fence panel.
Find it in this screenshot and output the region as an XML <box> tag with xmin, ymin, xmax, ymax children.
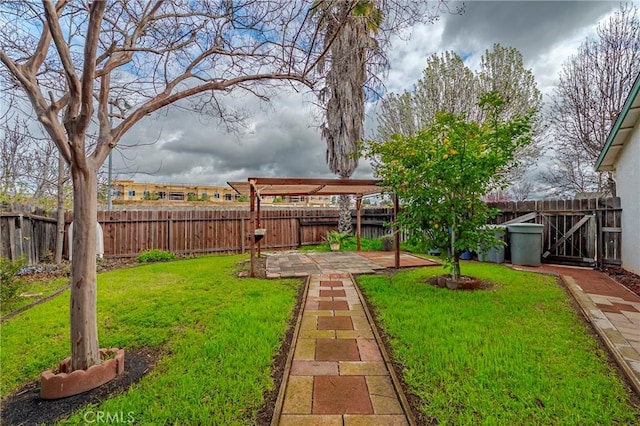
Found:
<box><xmin>5</xmin><ymin>199</ymin><xmax>621</xmax><ymax>268</ymax></box>
<box><xmin>0</xmin><ymin>212</ymin><xmax>58</xmax><ymax>264</ymax></box>
<box><xmin>489</xmin><ymin>197</ymin><xmax>622</xmax><ymax>267</ymax></box>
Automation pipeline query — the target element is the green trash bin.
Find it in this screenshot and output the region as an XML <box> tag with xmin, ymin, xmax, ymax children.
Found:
<box><xmin>478</xmin><ymin>225</ymin><xmax>506</xmax><ymax>263</ymax></box>
<box><xmin>507</xmin><ymin>223</ymin><xmax>544</xmax><ymax>266</ymax></box>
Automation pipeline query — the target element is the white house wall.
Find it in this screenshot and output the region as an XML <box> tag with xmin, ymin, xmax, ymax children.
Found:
<box><xmin>614</xmin><ymin>124</ymin><xmax>640</xmax><ymax>275</ymax></box>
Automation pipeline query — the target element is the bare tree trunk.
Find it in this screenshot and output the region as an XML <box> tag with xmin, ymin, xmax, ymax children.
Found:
<box><xmin>338</xmin><ymin>194</ymin><xmax>352</xmax><ymax>234</ymax></box>
<box><xmin>54</xmin><ymin>153</ymin><xmax>65</xmax><ymax>264</ymax></box>
<box><xmin>451</xmin><ymin>215</ymin><xmax>460</xmax><ymax>281</ymax></box>
<box><xmin>70</xmin><ymin>164</ymin><xmax>100</xmax><ymax>371</ymax></box>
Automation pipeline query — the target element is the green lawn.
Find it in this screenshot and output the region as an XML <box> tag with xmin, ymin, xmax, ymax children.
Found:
<box><xmin>1</xmin><ymin>255</ymin><xmax>300</xmax><ymax>425</ymax></box>
<box><xmin>1</xmin><ymin>277</ymin><xmax>69</xmax><ymax>317</ymax></box>
<box><xmin>358</xmin><ymin>262</ymin><xmax>640</xmax><ymax>425</ymax></box>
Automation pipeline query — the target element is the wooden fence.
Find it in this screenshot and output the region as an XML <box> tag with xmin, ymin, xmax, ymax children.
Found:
<box><xmin>1</xmin><ymin>207</ymin><xmax>394</xmax><ymax>263</ymax></box>
<box><xmin>489</xmin><ymin>197</ymin><xmax>622</xmax><ymax>267</ymax></box>
<box><xmin>1</xmin><ymin>199</ymin><xmax>622</xmax><ymax>268</ymax></box>
<box><xmin>0</xmin><ymin>212</ymin><xmax>59</xmax><ymax>264</ymax></box>
<box><xmin>90</xmin><ymin>208</ymin><xmax>394</xmax><ymax>258</ymax></box>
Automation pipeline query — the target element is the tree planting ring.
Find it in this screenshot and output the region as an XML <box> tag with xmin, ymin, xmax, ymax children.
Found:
<box><xmin>40</xmin><ymin>348</ymin><xmax>124</xmax><ymax>399</ymax></box>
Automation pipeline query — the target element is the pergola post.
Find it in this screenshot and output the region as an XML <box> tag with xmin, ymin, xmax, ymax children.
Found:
<box><xmin>393</xmin><ymin>193</ymin><xmax>400</xmax><ymax>269</ymax></box>
<box><xmin>356</xmin><ymin>196</ymin><xmax>362</xmax><ymax>251</ymax></box>
<box><xmin>250</xmin><ymin>180</ymin><xmax>256</xmax><ymax>277</ymax></box>
<box><xmin>257</xmin><ymin>197</ymin><xmax>262</xmax><ymax>258</ymax></box>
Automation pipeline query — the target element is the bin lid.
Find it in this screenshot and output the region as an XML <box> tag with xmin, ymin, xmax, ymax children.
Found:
<box><xmin>507</xmin><ymin>223</ymin><xmax>544</xmax><ymax>234</ymax></box>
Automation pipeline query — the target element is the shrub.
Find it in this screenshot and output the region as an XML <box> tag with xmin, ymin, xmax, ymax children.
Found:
<box><xmin>324</xmin><ymin>231</ymin><xmax>350</xmax><ymax>245</ymax></box>
<box><xmin>0</xmin><ymin>256</ymin><xmax>26</xmax><ymax>303</ymax></box>
<box><xmin>137</xmin><ymin>249</ymin><xmax>176</xmax><ymax>263</ymax></box>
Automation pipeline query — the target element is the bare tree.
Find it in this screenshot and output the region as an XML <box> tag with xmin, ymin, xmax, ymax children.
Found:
<box><xmin>376</xmin><ymin>44</ymin><xmax>543</xmax><ymax>180</ymax></box>
<box><xmin>0</xmin><ymin>0</ymin><xmax>348</xmax><ymax>372</ymax></box>
<box><xmin>0</xmin><ymin>107</ymin><xmax>63</xmax><ymax>205</ymax></box>
<box><xmin>546</xmin><ymin>3</ymin><xmax>640</xmax><ymax>194</ymax></box>
<box><xmin>0</xmin><ymin>118</ymin><xmax>31</xmax><ymax>199</ymax></box>
<box><xmin>507</xmin><ymin>179</ymin><xmax>534</xmax><ymax>201</ymax></box>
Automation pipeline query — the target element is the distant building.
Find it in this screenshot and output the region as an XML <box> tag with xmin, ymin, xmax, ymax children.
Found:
<box><xmin>112</xmin><ymin>180</ymin><xmax>332</xmax><ymax>206</ymax></box>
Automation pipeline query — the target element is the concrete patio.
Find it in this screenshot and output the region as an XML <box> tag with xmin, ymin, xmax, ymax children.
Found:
<box><xmin>265</xmin><ymin>251</ymin><xmax>438</xmax><ymax>278</ymax></box>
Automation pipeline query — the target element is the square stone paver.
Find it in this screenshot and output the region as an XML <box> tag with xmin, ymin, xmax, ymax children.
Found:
<box><xmin>318</xmin><ymin>301</ymin><xmax>350</xmax><ymax>311</ymax></box>
<box><xmin>316</xmin><ymin>339</ymin><xmax>360</xmax><ymax>361</ymax></box>
<box><xmin>357</xmin><ymin>339</ymin><xmax>382</xmax><ymax>361</ymax></box>
<box><xmin>318</xmin><ymin>316</ymin><xmax>354</xmax><ymax>330</ymax></box>
<box><xmin>279</xmin><ymin>415</ymin><xmax>343</xmax><ymax>425</ymax></box>
<box><xmin>294</xmin><ymin>339</ymin><xmax>316</xmax><ymax>360</ymax></box>
<box><xmin>366</xmin><ymin>376</ymin><xmax>403</xmax><ymax>414</ymax></box>
<box><xmin>282</xmin><ymin>376</ymin><xmax>313</xmax><ymax>414</ymax></box>
<box><xmin>339</xmin><ymin>361</ymin><xmax>388</xmax><ymax>375</ymax></box>
<box><xmin>320</xmin><ymin>289</ymin><xmax>347</xmax><ymax>297</ymax></box>
<box><xmin>320</xmin><ymin>281</ymin><xmax>344</xmax><ymax>287</ymax></box>
<box><xmin>343</xmin><ymin>415</ymin><xmax>408</xmax><ymax>425</ymax></box>
<box><xmin>291</xmin><ymin>361</ymin><xmax>339</xmax><ymax>376</ymax></box>
<box><xmin>336</xmin><ymin>330</ymin><xmax>374</xmax><ymax>339</ymax></box>
<box><xmin>313</xmin><ymin>376</ymin><xmax>374</xmax><ymax>414</ymax></box>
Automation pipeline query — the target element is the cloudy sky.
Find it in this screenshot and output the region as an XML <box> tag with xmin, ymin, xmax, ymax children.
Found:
<box><xmin>112</xmin><ymin>1</ymin><xmax>624</xmax><ymax>187</ymax></box>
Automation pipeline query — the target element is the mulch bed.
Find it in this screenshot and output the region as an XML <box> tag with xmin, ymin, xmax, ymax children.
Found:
<box><xmin>0</xmin><ymin>347</ymin><xmax>162</xmax><ymax>425</ymax></box>
<box><xmin>604</xmin><ymin>267</ymin><xmax>640</xmax><ymax>297</ymax></box>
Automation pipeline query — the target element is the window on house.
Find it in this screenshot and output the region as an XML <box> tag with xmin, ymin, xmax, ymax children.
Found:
<box><xmin>128</xmin><ymin>190</ymin><xmax>136</xmax><ymax>197</ymax></box>
<box><xmin>214</xmin><ymin>193</ymin><xmax>220</xmax><ymax>199</ymax></box>
<box><xmin>224</xmin><ymin>193</ymin><xmax>232</xmax><ymax>201</ymax></box>
<box><xmin>169</xmin><ymin>192</ymin><xmax>185</xmax><ymax>201</ymax></box>
<box><xmin>157</xmin><ymin>191</ymin><xmax>167</xmax><ymax>200</ymax></box>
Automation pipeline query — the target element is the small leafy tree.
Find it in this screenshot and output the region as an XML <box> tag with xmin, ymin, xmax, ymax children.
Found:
<box><xmin>365</xmin><ymin>92</ymin><xmax>532</xmax><ymax>280</ymax></box>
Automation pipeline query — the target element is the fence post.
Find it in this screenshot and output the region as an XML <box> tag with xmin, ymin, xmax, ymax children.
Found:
<box><xmin>241</xmin><ymin>218</ymin><xmax>245</xmax><ymax>254</ymax></box>
<box><xmin>167</xmin><ymin>216</ymin><xmax>173</xmax><ymax>252</ymax></box>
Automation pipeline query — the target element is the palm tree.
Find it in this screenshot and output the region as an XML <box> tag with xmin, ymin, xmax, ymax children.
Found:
<box><xmin>316</xmin><ymin>0</ymin><xmax>382</xmax><ymax>233</ymax></box>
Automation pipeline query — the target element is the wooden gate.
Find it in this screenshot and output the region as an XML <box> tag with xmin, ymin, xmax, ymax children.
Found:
<box><xmin>490</xmin><ymin>197</ymin><xmax>622</xmax><ymax>268</ymax></box>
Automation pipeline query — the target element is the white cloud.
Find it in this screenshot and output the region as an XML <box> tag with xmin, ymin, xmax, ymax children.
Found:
<box><xmin>110</xmin><ymin>1</ymin><xmax>622</xmax><ymax>188</ymax></box>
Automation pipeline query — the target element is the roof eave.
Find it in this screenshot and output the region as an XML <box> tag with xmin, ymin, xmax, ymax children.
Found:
<box><xmin>596</xmin><ymin>72</ymin><xmax>640</xmax><ymax>171</ymax></box>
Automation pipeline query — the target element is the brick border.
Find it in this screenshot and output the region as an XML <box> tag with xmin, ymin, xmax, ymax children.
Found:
<box><xmin>271</xmin><ymin>275</ymin><xmax>311</xmax><ymax>425</ymax></box>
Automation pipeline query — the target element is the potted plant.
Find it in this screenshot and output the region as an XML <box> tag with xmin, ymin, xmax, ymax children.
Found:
<box><xmin>325</xmin><ymin>231</ymin><xmax>349</xmax><ymax>251</ymax></box>
<box><xmin>380</xmin><ymin>234</ymin><xmax>394</xmax><ymax>251</ymax></box>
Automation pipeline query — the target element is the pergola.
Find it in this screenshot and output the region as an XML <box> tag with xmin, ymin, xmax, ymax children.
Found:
<box><xmin>227</xmin><ymin>177</ymin><xmax>400</xmax><ymax>277</ymax></box>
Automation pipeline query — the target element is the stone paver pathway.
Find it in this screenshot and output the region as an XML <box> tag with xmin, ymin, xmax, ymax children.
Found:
<box><xmin>274</xmin><ymin>273</ymin><xmax>412</xmax><ymax>425</ymax></box>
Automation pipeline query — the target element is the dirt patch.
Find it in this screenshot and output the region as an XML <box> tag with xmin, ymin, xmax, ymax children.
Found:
<box><xmin>604</xmin><ymin>267</ymin><xmax>640</xmax><ymax>297</ymax></box>
<box><xmin>0</xmin><ymin>347</ymin><xmax>163</xmax><ymax>425</ymax></box>
<box><xmin>255</xmin><ymin>276</ymin><xmax>306</xmax><ymax>425</ymax></box>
